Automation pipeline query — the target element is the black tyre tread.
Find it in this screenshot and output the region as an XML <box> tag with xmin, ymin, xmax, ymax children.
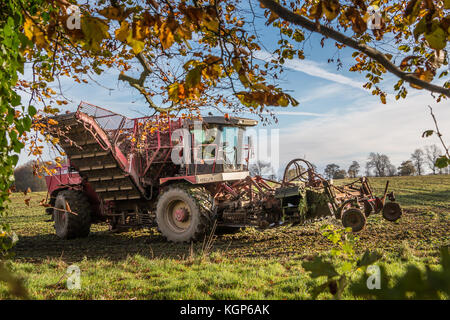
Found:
<box><xmin>336</xmin><ymin>199</ymin><xmax>358</xmax><ymax>219</ymax></box>
<box><xmin>156</xmin><ymin>184</ymin><xmax>212</xmax><ymax>243</ymax></box>
<box><xmin>54</xmin><ymin>190</ymin><xmax>92</xmax><ymax>239</ymax></box>
<box><xmin>341</xmin><ymin>208</ymin><xmax>366</xmax><ymax>233</ymax></box>
<box><xmin>382</xmin><ymin>202</ymin><xmax>403</xmax><ymax>221</ymax></box>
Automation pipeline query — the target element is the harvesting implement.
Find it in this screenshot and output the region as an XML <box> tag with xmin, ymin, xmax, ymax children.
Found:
<box><xmin>43</xmin><ymin>102</ymin><xmax>402</xmax><ymax>242</ymax></box>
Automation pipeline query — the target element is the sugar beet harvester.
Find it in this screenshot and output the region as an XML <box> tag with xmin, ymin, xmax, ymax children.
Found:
<box><xmin>44</xmin><ymin>103</ymin><xmax>402</xmax><ymax>242</ymax></box>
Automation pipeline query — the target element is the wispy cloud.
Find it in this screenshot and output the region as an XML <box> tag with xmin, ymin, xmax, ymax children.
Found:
<box><xmin>254</xmin><ymin>50</ymin><xmax>365</xmax><ymax>90</ymax></box>
<box><xmin>271</xmin><ymin>110</ymin><xmax>327</xmax><ymax>117</ymax></box>
<box><xmin>276</xmin><ymin>91</ymin><xmax>450</xmax><ymax>173</ymax></box>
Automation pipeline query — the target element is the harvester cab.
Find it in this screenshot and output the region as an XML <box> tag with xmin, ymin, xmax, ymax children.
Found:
<box><xmin>43</xmin><ymin>102</ymin><xmax>402</xmax><ymax>243</ymax></box>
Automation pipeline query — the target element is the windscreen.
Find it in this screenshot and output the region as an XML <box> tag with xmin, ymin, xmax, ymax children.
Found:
<box><xmin>190</xmin><ymin>124</ymin><xmax>247</xmax><ymax>172</ymax></box>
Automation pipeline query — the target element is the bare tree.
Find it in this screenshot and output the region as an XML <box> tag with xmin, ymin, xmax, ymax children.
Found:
<box><xmin>347</xmin><ymin>161</ymin><xmax>360</xmax><ymax>178</ymax></box>
<box><xmin>411</xmin><ymin>149</ymin><xmax>425</xmax><ymax>175</ymax></box>
<box><xmin>425</xmin><ymin>145</ymin><xmax>442</xmax><ymax>175</ymax></box>
<box><xmin>324</xmin><ymin>163</ymin><xmax>340</xmax><ymax>180</ymax></box>
<box><xmin>365</xmin><ymin>162</ymin><xmax>371</xmax><ymax>177</ymax></box>
<box><xmin>366</xmin><ymin>153</ymin><xmax>393</xmax><ymax>177</ymax></box>
<box><xmin>249</xmin><ymin>160</ymin><xmax>274</xmax><ymax>178</ymax></box>
<box><xmin>398</xmin><ymin>160</ymin><xmax>416</xmax><ymax>176</ymax></box>
<box><xmin>334</xmin><ymin>169</ymin><xmax>347</xmax><ymax>179</ymax></box>
<box><xmin>387</xmin><ymin>164</ymin><xmax>397</xmax><ymax>177</ymax></box>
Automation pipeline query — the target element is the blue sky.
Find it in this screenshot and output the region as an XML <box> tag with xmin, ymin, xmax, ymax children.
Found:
<box><xmin>17</xmin><ymin>12</ymin><xmax>450</xmax><ymax>176</ymax></box>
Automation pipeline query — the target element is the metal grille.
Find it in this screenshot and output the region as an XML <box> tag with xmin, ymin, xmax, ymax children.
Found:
<box><xmin>77</xmin><ymin>102</ymin><xmax>126</xmax><ymax>132</ymax></box>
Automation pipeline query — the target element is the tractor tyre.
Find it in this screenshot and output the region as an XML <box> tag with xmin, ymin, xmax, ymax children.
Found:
<box><xmin>341</xmin><ymin>208</ymin><xmax>366</xmax><ymax>232</ymax></box>
<box><xmin>156</xmin><ymin>186</ymin><xmax>211</xmax><ymax>243</ymax></box>
<box><xmin>382</xmin><ymin>202</ymin><xmax>402</xmax><ymax>221</ymax></box>
<box><xmin>53</xmin><ymin>190</ymin><xmax>92</xmax><ymax>239</ymax></box>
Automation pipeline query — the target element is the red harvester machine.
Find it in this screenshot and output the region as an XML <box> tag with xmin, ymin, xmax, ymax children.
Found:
<box><xmin>44</xmin><ymin>102</ymin><xmax>402</xmax><ymax>242</ymax></box>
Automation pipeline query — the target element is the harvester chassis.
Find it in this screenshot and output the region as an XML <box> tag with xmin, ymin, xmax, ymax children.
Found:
<box><xmin>43</xmin><ymin>103</ymin><xmax>402</xmax><ymax>242</ymax></box>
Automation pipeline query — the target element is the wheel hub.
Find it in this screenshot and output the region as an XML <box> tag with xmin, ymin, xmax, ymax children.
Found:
<box><xmin>174</xmin><ymin>208</ymin><xmax>189</xmax><ymax>222</ymax></box>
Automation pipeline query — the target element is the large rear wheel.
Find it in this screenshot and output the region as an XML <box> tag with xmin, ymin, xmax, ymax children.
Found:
<box><xmin>54</xmin><ymin>189</ymin><xmax>92</xmax><ymax>239</ymax></box>
<box><xmin>156</xmin><ymin>186</ymin><xmax>211</xmax><ymax>242</ymax></box>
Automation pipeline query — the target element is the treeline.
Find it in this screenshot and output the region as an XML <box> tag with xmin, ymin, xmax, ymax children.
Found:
<box><xmin>13</xmin><ymin>161</ymin><xmax>47</xmax><ymax>192</ymax></box>
<box><xmin>324</xmin><ymin>144</ymin><xmax>450</xmax><ymax>179</ymax></box>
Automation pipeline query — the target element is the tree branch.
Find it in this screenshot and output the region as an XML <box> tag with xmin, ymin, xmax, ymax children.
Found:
<box><xmin>258</xmin><ymin>0</ymin><xmax>450</xmax><ymax>98</ymax></box>
<box><xmin>118</xmin><ymin>52</ymin><xmax>178</xmax><ymax>113</ymax></box>
<box><xmin>428</xmin><ymin>105</ymin><xmax>450</xmax><ymax>157</ymax></box>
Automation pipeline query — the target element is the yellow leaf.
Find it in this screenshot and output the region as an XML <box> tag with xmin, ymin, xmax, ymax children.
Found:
<box><xmin>277</xmin><ymin>95</ymin><xmax>289</xmax><ymax>107</ymax></box>
<box><xmin>115</xmin><ymin>21</ymin><xmax>130</xmax><ymax>42</ymax></box>
<box><xmin>133</xmin><ymin>20</ymin><xmax>149</xmax><ymax>41</ymax></box>
<box><xmin>168</xmin><ymin>83</ymin><xmax>180</xmax><ymax>101</ymax></box>
<box><xmin>411</xmin><ymin>68</ymin><xmax>434</xmax><ymax>89</ymax></box>
<box><xmin>159</xmin><ymin>23</ymin><xmax>174</xmax><ymax>49</ymax></box>
<box><xmin>445</xmin><ymin>0</ymin><xmax>450</xmax><ymax>9</ymax></box>
<box><xmin>36</xmin><ymin>33</ymin><xmax>47</xmax><ymax>48</ymax></box>
<box><xmin>24</xmin><ymin>18</ymin><xmax>34</xmax><ymax>40</ymax></box>
<box><xmin>322</xmin><ymin>0</ymin><xmax>340</xmax><ymax>21</ymax></box>
<box><xmin>404</xmin><ymin>0</ymin><xmax>422</xmax><ymax>26</ymax></box>
<box><xmin>98</xmin><ymin>6</ymin><xmax>122</xmax><ymax>20</ymax></box>
<box><xmin>126</xmin><ymin>33</ymin><xmax>145</xmax><ymax>54</ymax></box>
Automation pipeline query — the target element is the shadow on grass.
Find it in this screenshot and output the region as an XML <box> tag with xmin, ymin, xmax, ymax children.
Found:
<box><xmin>13</xmin><ymin>228</ymin><xmax>289</xmax><ymax>263</ymax></box>
<box><xmin>12</xmin><ymin>224</ymin><xmax>333</xmax><ymax>263</ymax></box>
<box><xmin>395</xmin><ymin>189</ymin><xmax>450</xmax><ymax>211</ymax></box>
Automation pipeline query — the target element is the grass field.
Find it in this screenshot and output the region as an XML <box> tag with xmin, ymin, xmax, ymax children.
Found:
<box><xmin>0</xmin><ymin>175</ymin><xmax>449</xmax><ymax>299</ymax></box>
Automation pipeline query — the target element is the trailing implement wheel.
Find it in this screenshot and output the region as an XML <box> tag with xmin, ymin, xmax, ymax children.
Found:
<box><xmin>363</xmin><ymin>200</ymin><xmax>374</xmax><ymax>217</ymax></box>
<box><xmin>341</xmin><ymin>208</ymin><xmax>366</xmax><ymax>232</ymax></box>
<box><xmin>156</xmin><ymin>186</ymin><xmax>211</xmax><ymax>243</ymax></box>
<box><xmin>54</xmin><ymin>190</ymin><xmax>92</xmax><ymax>239</ymax></box>
<box><xmin>382</xmin><ymin>202</ymin><xmax>402</xmax><ymax>221</ymax></box>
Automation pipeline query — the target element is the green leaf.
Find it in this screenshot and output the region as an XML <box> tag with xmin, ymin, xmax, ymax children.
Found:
<box><xmin>424</xmin><ymin>27</ymin><xmax>446</xmax><ymax>50</ymax></box>
<box><xmin>10</xmin><ymin>155</ymin><xmax>19</xmax><ymax>166</ymax></box>
<box><xmin>28</xmin><ymin>105</ymin><xmax>37</xmax><ymax>117</ymax></box>
<box><xmin>421</xmin><ymin>130</ymin><xmax>434</xmax><ymax>138</ymax></box>
<box><xmin>185</xmin><ymin>67</ymin><xmax>202</xmax><ymax>89</ymax></box>
<box><xmin>12</xmin><ymin>140</ymin><xmax>24</xmax><ymax>153</ymax></box>
<box><xmin>303</xmin><ymin>256</ymin><xmax>339</xmax><ymax>278</ymax></box>
<box><xmin>413</xmin><ymin>17</ymin><xmax>426</xmax><ymax>41</ymax></box>
<box><xmin>435</xmin><ymin>156</ymin><xmax>450</xmax><ymax>169</ymax></box>
<box><xmin>23</xmin><ymin>116</ymin><xmax>32</xmax><ymax>131</ymax></box>
<box><xmin>310</xmin><ymin>281</ymin><xmax>330</xmax><ymax>299</ymax></box>
<box><xmin>357</xmin><ymin>250</ymin><xmax>382</xmax><ymax>268</ymax></box>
